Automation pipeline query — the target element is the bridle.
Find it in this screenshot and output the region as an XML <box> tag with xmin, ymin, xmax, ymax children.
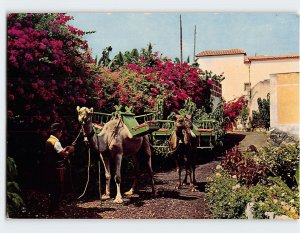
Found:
<box><xmin>79</xmin><ymin>111</ymin><xmax>95</xmax><ymax>144</ymax></box>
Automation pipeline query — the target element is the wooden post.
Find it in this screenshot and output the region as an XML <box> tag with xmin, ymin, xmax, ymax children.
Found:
<box><xmin>180</xmin><ymin>15</ymin><xmax>183</xmax><ymax>64</ymax></box>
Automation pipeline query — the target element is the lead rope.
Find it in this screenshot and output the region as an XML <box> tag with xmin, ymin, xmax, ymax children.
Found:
<box><xmin>67</xmin><ymin>128</ymin><xmax>83</xmax><ymax>194</ymax></box>
<box><xmin>77</xmin><ymin>147</ymin><xmax>91</xmax><ymax>199</ymax></box>
<box><xmin>77</xmin><ymin>123</ymin><xmax>92</xmax><ymax>199</ymax></box>
<box><xmin>97</xmin><ymin>134</ymin><xmax>102</xmax><ymax>206</ymax></box>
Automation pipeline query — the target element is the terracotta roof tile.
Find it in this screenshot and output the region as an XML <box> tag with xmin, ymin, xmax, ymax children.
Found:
<box><xmin>196</xmin><ymin>49</ymin><xmax>246</xmax><ymax>57</ymax></box>
<box><xmin>245</xmin><ymin>54</ymin><xmax>299</xmax><ymax>63</ymax></box>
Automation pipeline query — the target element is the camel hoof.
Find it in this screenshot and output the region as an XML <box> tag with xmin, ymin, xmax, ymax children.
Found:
<box><xmin>152</xmin><ymin>190</ymin><xmax>158</xmax><ymax>197</ymax></box>
<box><xmin>113</xmin><ymin>197</ymin><xmax>123</xmax><ymax>204</ymax></box>
<box><xmin>190</xmin><ymin>187</ymin><xmax>196</xmax><ymax>192</ymax></box>
<box><xmin>124</xmin><ymin>189</ymin><xmax>134</xmax><ymax>196</ymax></box>
<box><xmin>101</xmin><ymin>194</ymin><xmax>110</xmax><ymax>200</ymax></box>
<box><xmin>175</xmin><ymin>185</ymin><xmax>181</xmax><ymax>190</ymax></box>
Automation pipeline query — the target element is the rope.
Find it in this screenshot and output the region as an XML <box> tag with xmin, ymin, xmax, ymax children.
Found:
<box><xmin>107</xmin><ymin>117</ymin><xmax>122</xmax><ymax>148</ymax></box>
<box><xmin>72</xmin><ymin>128</ymin><xmax>82</xmax><ymax>146</ymax></box>
<box><xmin>77</xmin><ymin>147</ymin><xmax>91</xmax><ymax>199</ymax></box>
<box><xmin>97</xmin><ymin>135</ymin><xmax>102</xmax><ymax>206</ymax></box>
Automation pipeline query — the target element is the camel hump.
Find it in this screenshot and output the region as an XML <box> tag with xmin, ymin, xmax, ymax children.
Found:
<box><xmin>100</xmin><ymin>118</ymin><xmax>133</xmax><ymax>139</ymax></box>
<box><xmin>122</xmin><ymin>123</ymin><xmax>133</xmax><ymax>139</ymax></box>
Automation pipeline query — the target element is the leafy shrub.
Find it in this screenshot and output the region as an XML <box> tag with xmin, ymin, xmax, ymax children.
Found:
<box><xmin>251</xmin><ymin>94</ymin><xmax>270</xmax><ymax>130</ymax></box>
<box><xmin>206</xmin><ymin>167</ymin><xmax>299</xmax><ymax>219</ymax></box>
<box><xmin>206</xmin><ymin>167</ymin><xmax>250</xmax><ymax>219</ymax></box>
<box><xmin>7</xmin><ymin>157</ymin><xmax>24</xmax><ymax>217</ymax></box>
<box><xmin>221</xmin><ymin>147</ymin><xmax>269</xmax><ymax>186</ymax></box>
<box><xmin>254</xmin><ymin>143</ymin><xmax>299</xmax><ymax>187</ymax></box>
<box><xmin>250</xmin><ymin>177</ymin><xmax>299</xmax><ymax>219</ymax></box>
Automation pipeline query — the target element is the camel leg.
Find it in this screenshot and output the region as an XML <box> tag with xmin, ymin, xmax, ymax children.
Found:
<box><xmin>183</xmin><ymin>170</ymin><xmax>188</xmax><ymax>185</ymax></box>
<box><xmin>187</xmin><ymin>153</ymin><xmax>196</xmax><ymax>192</ymax></box>
<box><xmin>191</xmin><ymin>149</ymin><xmax>197</xmax><ymax>185</ymax></box>
<box><xmin>113</xmin><ymin>153</ymin><xmax>123</xmax><ymax>204</ymax></box>
<box><xmin>143</xmin><ymin>137</ymin><xmax>157</xmax><ymax>196</ymax></box>
<box><xmin>125</xmin><ymin>154</ymin><xmax>140</xmax><ymax>196</ymax></box>
<box><xmin>175</xmin><ymin>159</ymin><xmax>182</xmax><ymax>190</ymax></box>
<box><xmin>101</xmin><ymin>155</ymin><xmax>111</xmax><ymax>200</ymax></box>
<box><xmin>186</xmin><ymin>164</ymin><xmax>195</xmax><ymax>192</ymax></box>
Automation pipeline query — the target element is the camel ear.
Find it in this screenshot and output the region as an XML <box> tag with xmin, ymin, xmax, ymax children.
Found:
<box><xmin>175</xmin><ymin>114</ymin><xmax>181</xmax><ymax>119</ymax></box>
<box><xmin>89</xmin><ymin>107</ymin><xmax>94</xmax><ymax>113</ymax></box>
<box><xmin>76</xmin><ymin>106</ymin><xmax>80</xmax><ymax>112</ymax></box>
<box><xmin>185</xmin><ymin>114</ymin><xmax>191</xmax><ymax>120</ymax></box>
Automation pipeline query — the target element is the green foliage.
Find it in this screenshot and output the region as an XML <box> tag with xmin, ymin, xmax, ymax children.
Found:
<box><xmin>251</xmin><ymin>177</ymin><xmax>299</xmax><ymax>219</ymax></box>
<box><xmin>254</xmin><ymin>143</ymin><xmax>300</xmax><ymax>187</ymax></box>
<box><xmin>98</xmin><ymin>46</ymin><xmax>112</xmax><ymax>67</ymax></box>
<box><xmin>206</xmin><ymin>142</ymin><xmax>300</xmax><ymax>219</ymax></box>
<box><xmin>295</xmin><ymin>165</ymin><xmax>299</xmax><ymax>187</ymax></box>
<box><xmin>240</xmin><ymin>105</ymin><xmax>250</xmax><ymax>129</ymax></box>
<box><xmin>206</xmin><ymin>168</ymin><xmax>250</xmax><ymax>219</ymax></box>
<box><xmin>7</xmin><ymin>157</ymin><xmax>24</xmax><ymax>217</ymax></box>
<box><xmin>106</xmin><ymin>43</ymin><xmax>156</xmax><ymax>70</ymax></box>
<box><xmin>206</xmin><ymin>168</ymin><xmax>299</xmax><ymax>219</ymax></box>
<box><xmin>251</xmin><ymin>94</ymin><xmax>270</xmax><ymax>130</ymax></box>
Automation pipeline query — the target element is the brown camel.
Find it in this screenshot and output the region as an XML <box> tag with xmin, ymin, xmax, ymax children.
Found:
<box><xmin>77</xmin><ymin>106</ymin><xmax>156</xmax><ymax>203</ymax></box>
<box><xmin>169</xmin><ymin>115</ymin><xmax>196</xmax><ymax>192</ymax></box>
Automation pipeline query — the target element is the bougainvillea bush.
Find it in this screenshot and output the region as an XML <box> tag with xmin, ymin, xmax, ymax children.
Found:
<box><xmin>93</xmin><ymin>48</ymin><xmax>214</xmax><ymax>117</ymax></box>
<box><xmin>7</xmin><ymin>13</ymin><xmax>100</xmax><ymax>187</ymax></box>
<box><xmin>7</xmin><ymin>13</ymin><xmax>99</xmax><ymax>134</ymax></box>
<box><xmin>223</xmin><ymin>96</ymin><xmax>248</xmax><ymax>130</ymax></box>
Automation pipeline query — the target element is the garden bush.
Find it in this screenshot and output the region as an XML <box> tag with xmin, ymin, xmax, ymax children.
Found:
<box><xmin>7</xmin><ymin>157</ymin><xmax>24</xmax><ymax>217</ymax></box>
<box><xmin>206</xmin><ymin>142</ymin><xmax>300</xmax><ymax>219</ymax></box>
<box><xmin>206</xmin><ymin>167</ymin><xmax>250</xmax><ymax>219</ymax></box>
<box><xmin>221</xmin><ymin>147</ymin><xmax>269</xmax><ymax>186</ymax></box>
<box><xmin>250</xmin><ymin>177</ymin><xmax>299</xmax><ymax>219</ymax></box>
<box><xmin>206</xmin><ymin>167</ymin><xmax>299</xmax><ymax>219</ymax></box>
<box><xmin>251</xmin><ymin>143</ymin><xmax>299</xmax><ymax>188</ymax></box>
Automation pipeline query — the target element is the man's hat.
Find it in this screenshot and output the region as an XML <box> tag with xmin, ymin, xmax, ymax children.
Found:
<box><xmin>50</xmin><ymin>123</ymin><xmax>62</xmax><ymax>133</ymax></box>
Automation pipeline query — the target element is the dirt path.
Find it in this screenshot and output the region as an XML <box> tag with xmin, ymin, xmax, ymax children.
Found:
<box><xmin>15</xmin><ymin>131</ymin><xmax>268</xmax><ymax>219</ymax></box>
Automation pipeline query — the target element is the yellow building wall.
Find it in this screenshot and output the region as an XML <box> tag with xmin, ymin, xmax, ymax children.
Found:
<box><xmin>277</xmin><ymin>73</ymin><xmax>300</xmax><ymax>124</ymax></box>
<box><xmin>197</xmin><ymin>55</ymin><xmax>299</xmax><ymax>101</ymax></box>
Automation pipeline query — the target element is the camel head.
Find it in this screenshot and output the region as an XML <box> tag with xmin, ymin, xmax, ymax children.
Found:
<box><xmin>76</xmin><ymin>106</ymin><xmax>94</xmax><ymax>125</ymax></box>
<box><xmin>174</xmin><ymin>115</ymin><xmax>185</xmax><ymax>129</ymax></box>
<box><xmin>184</xmin><ymin>114</ymin><xmax>193</xmax><ymax>129</ymax></box>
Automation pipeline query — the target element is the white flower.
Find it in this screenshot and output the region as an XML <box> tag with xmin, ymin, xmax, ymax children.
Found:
<box><xmin>216</xmin><ymin>165</ymin><xmax>222</xmax><ymax>170</ymax></box>
<box><xmin>232</xmin><ymin>175</ymin><xmax>237</xmax><ymax>179</ymax></box>
<box><xmin>215</xmin><ymin>172</ymin><xmax>221</xmax><ymax>178</ymax></box>
<box><xmin>290</xmin><ymin>199</ymin><xmax>295</xmax><ymax>203</ymax></box>
<box><xmin>259</xmin><ymin>201</ymin><xmax>265</xmax><ymax>207</ymax></box>
<box><xmin>232</xmin><ymin>184</ymin><xmax>241</xmax><ymax>190</ymax></box>
<box><xmin>281</xmin><ymin>201</ymin><xmax>287</xmax><ymax>206</ymax></box>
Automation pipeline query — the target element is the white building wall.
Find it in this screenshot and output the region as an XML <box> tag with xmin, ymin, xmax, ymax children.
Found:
<box><xmin>197</xmin><ymin>54</ymin><xmax>248</xmax><ymax>101</ymax></box>
<box><xmin>249</xmin><ymin>59</ymin><xmax>299</xmax><ymax>88</ymax></box>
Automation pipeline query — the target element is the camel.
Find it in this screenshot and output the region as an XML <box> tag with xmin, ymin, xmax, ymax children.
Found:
<box><xmin>77</xmin><ymin>106</ymin><xmax>156</xmax><ymax>203</ymax></box>
<box><xmin>169</xmin><ymin>114</ymin><xmax>196</xmax><ymax>191</ymax></box>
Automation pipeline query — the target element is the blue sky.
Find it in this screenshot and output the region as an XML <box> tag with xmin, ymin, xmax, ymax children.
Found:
<box><xmin>68</xmin><ymin>13</ymin><xmax>299</xmax><ymax>61</ymax></box>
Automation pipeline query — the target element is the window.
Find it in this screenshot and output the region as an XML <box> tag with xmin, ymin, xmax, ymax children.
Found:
<box><xmin>244</xmin><ymin>82</ymin><xmax>251</xmax><ymax>91</ymax></box>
